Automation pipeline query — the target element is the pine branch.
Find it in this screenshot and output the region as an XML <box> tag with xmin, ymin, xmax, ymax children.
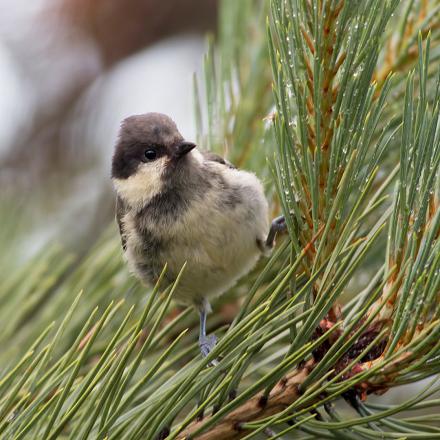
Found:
<box><xmin>175</xmin><ymin>360</ymin><xmax>315</xmax><ymax>440</ymax></box>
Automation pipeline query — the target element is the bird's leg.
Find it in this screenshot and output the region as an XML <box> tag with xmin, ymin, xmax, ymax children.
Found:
<box><xmin>265</xmin><ymin>215</ymin><xmax>287</xmax><ymax>249</ymax></box>
<box><xmin>198</xmin><ymin>301</ymin><xmax>218</xmax><ymax>364</ymax></box>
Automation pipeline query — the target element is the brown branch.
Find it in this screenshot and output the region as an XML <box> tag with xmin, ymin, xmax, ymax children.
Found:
<box><xmin>333</xmin><ymin>52</ymin><xmax>346</xmax><ymax>76</ymax></box>
<box><xmin>176</xmin><ymin>360</ymin><xmax>315</xmax><ymax>440</ymax></box>
<box><xmin>301</xmin><ymin>25</ymin><xmax>315</xmax><ymax>55</ymax></box>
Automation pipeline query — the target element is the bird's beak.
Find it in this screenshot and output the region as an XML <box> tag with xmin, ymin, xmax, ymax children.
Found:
<box><xmin>175</xmin><ymin>141</ymin><xmax>196</xmax><ymax>159</ymax></box>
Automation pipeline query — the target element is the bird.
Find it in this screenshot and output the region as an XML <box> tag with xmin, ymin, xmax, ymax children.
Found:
<box><xmin>111</xmin><ymin>113</ymin><xmax>286</xmax><ymax>360</ymax></box>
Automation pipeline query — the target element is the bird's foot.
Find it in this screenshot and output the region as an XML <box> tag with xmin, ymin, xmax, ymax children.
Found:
<box><xmin>199</xmin><ymin>334</ymin><xmax>218</xmax><ymax>365</ymax></box>
<box><xmin>265</xmin><ymin>215</ymin><xmax>287</xmax><ymax>249</ymax></box>
<box><xmin>273</xmin><ymin>215</ymin><xmax>287</xmax><ymax>229</ymax></box>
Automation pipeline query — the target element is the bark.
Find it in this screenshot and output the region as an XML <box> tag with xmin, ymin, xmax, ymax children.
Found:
<box><xmin>176</xmin><ymin>360</ymin><xmax>315</xmax><ymax>440</ymax></box>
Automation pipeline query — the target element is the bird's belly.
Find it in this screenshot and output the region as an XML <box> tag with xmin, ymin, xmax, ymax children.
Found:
<box><xmin>124</xmin><ymin>220</ymin><xmax>260</xmax><ymax>304</ymax></box>
<box><xmin>160</xmin><ymin>200</ymin><xmax>265</xmax><ymax>306</ymax></box>
<box><xmin>123</xmin><ymin>166</ymin><xmax>269</xmax><ymax>307</ymax></box>
<box><xmin>166</xmin><ymin>231</ymin><xmax>261</xmax><ymax>306</ymax></box>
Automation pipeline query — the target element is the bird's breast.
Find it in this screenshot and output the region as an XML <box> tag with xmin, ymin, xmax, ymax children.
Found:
<box><xmin>122</xmin><ymin>165</ymin><xmax>269</xmax><ymax>305</ymax></box>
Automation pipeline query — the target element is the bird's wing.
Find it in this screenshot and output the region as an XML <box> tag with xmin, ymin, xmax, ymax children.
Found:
<box><xmin>202</xmin><ymin>151</ymin><xmax>236</xmax><ymax>169</ymax></box>
<box><xmin>115</xmin><ymin>196</ymin><xmax>127</xmax><ymax>251</ymax></box>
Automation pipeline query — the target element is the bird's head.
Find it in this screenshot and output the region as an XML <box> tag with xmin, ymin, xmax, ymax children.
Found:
<box><xmin>111</xmin><ymin>113</ymin><xmax>197</xmax><ymax>207</ymax></box>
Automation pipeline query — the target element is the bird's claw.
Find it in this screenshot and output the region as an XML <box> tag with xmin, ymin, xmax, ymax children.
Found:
<box><xmin>199</xmin><ymin>334</ymin><xmax>218</xmax><ymax>365</ymax></box>
<box><xmin>265</xmin><ymin>215</ymin><xmax>287</xmax><ymax>249</ymax></box>
<box><xmin>272</xmin><ymin>215</ymin><xmax>287</xmax><ymax>232</ymax></box>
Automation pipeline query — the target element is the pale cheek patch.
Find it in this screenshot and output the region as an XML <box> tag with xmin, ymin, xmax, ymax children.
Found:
<box><xmin>113</xmin><ymin>158</ymin><xmax>167</xmax><ymax>208</ymax></box>
<box><xmin>190</xmin><ymin>148</ymin><xmax>204</xmax><ymax>164</ymax></box>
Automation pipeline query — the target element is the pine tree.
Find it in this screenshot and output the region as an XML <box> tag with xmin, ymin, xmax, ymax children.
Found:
<box><xmin>0</xmin><ymin>0</ymin><xmax>439</xmax><ymax>438</ymax></box>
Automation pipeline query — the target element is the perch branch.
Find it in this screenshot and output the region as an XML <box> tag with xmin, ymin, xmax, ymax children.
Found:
<box><xmin>176</xmin><ymin>360</ymin><xmax>315</xmax><ymax>440</ymax></box>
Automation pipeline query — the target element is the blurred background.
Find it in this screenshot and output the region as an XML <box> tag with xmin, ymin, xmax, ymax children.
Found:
<box><xmin>0</xmin><ymin>0</ymin><xmax>218</xmax><ymax>257</ymax></box>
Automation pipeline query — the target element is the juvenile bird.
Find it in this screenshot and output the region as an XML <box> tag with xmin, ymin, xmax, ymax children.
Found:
<box><xmin>111</xmin><ymin>113</ymin><xmax>285</xmax><ymax>359</ymax></box>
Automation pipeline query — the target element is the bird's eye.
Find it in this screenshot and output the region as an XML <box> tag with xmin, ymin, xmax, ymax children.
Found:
<box><xmin>144</xmin><ymin>149</ymin><xmax>157</xmax><ymax>161</ymax></box>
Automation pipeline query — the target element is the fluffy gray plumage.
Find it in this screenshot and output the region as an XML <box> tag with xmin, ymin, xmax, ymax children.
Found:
<box><xmin>112</xmin><ymin>113</ymin><xmax>269</xmax><ymax>309</ymax></box>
